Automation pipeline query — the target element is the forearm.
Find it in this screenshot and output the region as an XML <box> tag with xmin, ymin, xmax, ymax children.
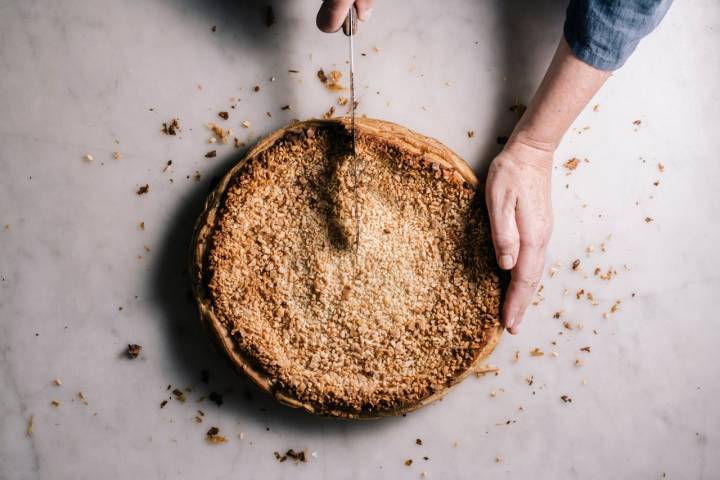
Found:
<box><xmin>508</xmin><ymin>38</ymin><xmax>610</xmax><ymax>155</ymax></box>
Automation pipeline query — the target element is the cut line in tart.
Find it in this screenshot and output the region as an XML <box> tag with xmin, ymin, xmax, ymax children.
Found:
<box><xmin>190</xmin><ymin>118</ymin><xmax>504</xmax><ymax>419</ymax></box>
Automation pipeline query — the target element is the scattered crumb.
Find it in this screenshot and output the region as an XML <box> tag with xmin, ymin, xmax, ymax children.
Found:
<box><xmin>575</xmin><ymin>359</ymin><xmax>583</xmax><ymax>367</ymax></box>
<box><xmin>580</xmin><ymin>346</ymin><xmax>591</xmax><ymax>353</ymax></box>
<box><xmin>78</xmin><ymin>391</ymin><xmax>88</xmax><ymax>405</ymax></box>
<box><xmin>513</xmin><ymin>350</ymin><xmax>520</xmax><ymax>363</ymax></box>
<box><xmin>592</xmin><ymin>104</ymin><xmax>600</xmax><ymax>112</ymax></box>
<box><xmin>127</xmin><ymin>344</ymin><xmax>142</xmax><ymax>359</ymax></box>
<box><xmin>552</xmin><ymin>310</ymin><xmax>564</xmax><ymax>319</ymax></box>
<box><xmin>253</xmin><ymin>85</ymin><xmax>260</xmax><ymax>92</ymax></box>
<box><xmin>322</xmin><ymin>106</ymin><xmax>336</xmax><ymax>119</ymax></box>
<box><xmin>139</xmin><ymin>222</ymin><xmax>145</xmax><ymax>230</ymax></box>
<box><xmin>530</xmin><ymin>347</ymin><xmax>544</xmax><ymax>357</ymax></box>
<box><xmin>53</xmin><ymin>378</ymin><xmax>62</xmax><ymax>387</ymax></box>
<box><xmin>281</xmin><ymin>105</ymin><xmax>292</xmax><ymax>111</ymax></box>
<box><xmin>404</xmin><ymin>459</ymin><xmax>413</xmax><ymax>466</ymax></box>
<box><xmin>633</xmin><ymin>119</ymin><xmax>642</xmax><ymax>126</ymax></box>
<box><xmin>161</xmin><ymin>118</ymin><xmax>180</xmax><ymax>135</ymax></box>
<box><xmin>26</xmin><ymin>416</ymin><xmax>33</xmax><ymax>437</ymax></box>
<box><xmin>467</xmin><ymin>131</ymin><xmax>475</xmax><ymax>138</ymax></box>
<box><xmin>205</xmin><ymin>150</ymin><xmax>217</xmax><ymax>158</ymax></box>
<box><xmin>644</xmin><ymin>217</ymin><xmax>654</xmax><ymax>223</ymax></box>
<box><xmin>560</xmin><ymin>395</ymin><xmax>572</xmax><ymax>403</ymax></box>
<box><xmin>274</xmin><ymin>449</ymin><xmax>307</xmax><ymax>463</ymax></box>
<box><xmin>50</xmin><ymin>400</ymin><xmax>60</xmax><ymax>407</ymax></box>
<box><xmin>172</xmin><ymin>388</ymin><xmax>186</xmax><ymax>403</ymax></box>
<box><xmin>136</xmin><ymin>184</ymin><xmax>149</xmax><ymax>195</ymax></box>
<box><xmin>658</xmin><ymin>163</ymin><xmax>665</xmax><ymax>173</ymax></box>
<box><xmin>160</xmin><ymin>400</ymin><xmax>168</xmax><ymax>408</ymax></box>
<box><xmin>495</xmin><ymin>456</ymin><xmax>502</xmax><ymax>464</ymax></box>
<box><xmin>416</xmin><ymin>438</ymin><xmax>423</xmax><ymax>445</ymax></box>
<box><xmin>241</xmin><ymin>120</ymin><xmax>251</xmax><ymax>128</ymax></box>
<box><xmin>193</xmin><ymin>171</ymin><xmax>202</xmax><ymax>182</ymax></box>
<box><xmin>571</xmin><ymin>259</ymin><xmax>581</xmax><ymax>271</ymax></box>
<box><xmin>208</xmin><ymin>123</ymin><xmax>231</xmax><ymax>144</ymax></box>
<box><xmin>206</xmin><ymin>426</ymin><xmax>228</xmax><ymax>444</ymax></box>
<box><xmin>563</xmin><ymin>158</ymin><xmax>580</xmax><ymax>171</ymax></box>
<box><xmin>113</xmin><ymin>151</ymin><xmax>122</xmax><ymax>160</ymax></box>
<box><xmin>83</xmin><ymin>153</ymin><xmax>94</xmax><ymax>162</ymax></box>
<box><xmin>218</xmin><ymin>111</ymin><xmax>229</xmax><ymax>120</ymax></box>
<box><xmin>317</xmin><ymin>69</ymin><xmax>345</xmax><ymax>91</ymax></box>
<box><xmin>337</xmin><ymin>97</ymin><xmax>348</xmax><ymax>106</ymax></box>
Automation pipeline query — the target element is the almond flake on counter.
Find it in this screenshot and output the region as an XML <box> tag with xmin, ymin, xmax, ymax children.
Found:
<box><xmin>563</xmin><ymin>157</ymin><xmax>580</xmax><ymax>170</ymax></box>
<box><xmin>530</xmin><ymin>347</ymin><xmax>544</xmax><ymax>357</ymax></box>
<box><xmin>241</xmin><ymin>120</ymin><xmax>251</xmax><ymax>128</ymax></box>
<box><xmin>127</xmin><ymin>344</ymin><xmax>142</xmax><ymax>358</ymax></box>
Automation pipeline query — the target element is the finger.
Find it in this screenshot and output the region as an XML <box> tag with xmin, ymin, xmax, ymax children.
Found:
<box><xmin>317</xmin><ymin>0</ymin><xmax>355</xmax><ymax>33</ymax></box>
<box><xmin>486</xmin><ymin>188</ymin><xmax>520</xmax><ymax>270</ymax></box>
<box><xmin>354</xmin><ymin>0</ymin><xmax>375</xmax><ymax>21</ymax></box>
<box><xmin>502</xmin><ymin>237</ymin><xmax>546</xmax><ymax>334</ymax></box>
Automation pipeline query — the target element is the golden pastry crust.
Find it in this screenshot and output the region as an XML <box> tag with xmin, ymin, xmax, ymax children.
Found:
<box><xmin>191</xmin><ymin>118</ymin><xmax>503</xmax><ymax>419</ymax></box>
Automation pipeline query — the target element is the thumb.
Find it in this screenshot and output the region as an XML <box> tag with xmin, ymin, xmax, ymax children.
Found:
<box><xmin>486</xmin><ymin>189</ymin><xmax>520</xmax><ymax>270</ymax></box>
<box><xmin>317</xmin><ymin>0</ymin><xmax>356</xmax><ymax>33</ymax></box>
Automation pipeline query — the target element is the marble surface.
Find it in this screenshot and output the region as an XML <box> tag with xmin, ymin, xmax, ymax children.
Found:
<box><xmin>1</xmin><ymin>0</ymin><xmax>719</xmax><ymax>479</ymax></box>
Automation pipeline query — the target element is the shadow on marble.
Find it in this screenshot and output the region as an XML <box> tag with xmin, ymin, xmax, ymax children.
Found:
<box><xmin>475</xmin><ymin>0</ymin><xmax>566</xmax><ymax>177</ymax></box>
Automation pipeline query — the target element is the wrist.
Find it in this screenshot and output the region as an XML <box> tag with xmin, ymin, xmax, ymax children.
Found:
<box><xmin>507</xmin><ymin>128</ymin><xmax>559</xmax><ymax>155</ymax></box>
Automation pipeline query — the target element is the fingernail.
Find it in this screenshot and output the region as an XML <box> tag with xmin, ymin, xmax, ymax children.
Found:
<box><xmin>359</xmin><ymin>8</ymin><xmax>372</xmax><ymax>21</ymax></box>
<box><xmin>499</xmin><ymin>254</ymin><xmax>513</xmax><ymax>270</ymax></box>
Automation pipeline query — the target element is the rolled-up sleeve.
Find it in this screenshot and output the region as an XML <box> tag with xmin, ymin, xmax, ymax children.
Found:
<box><xmin>564</xmin><ymin>0</ymin><xmax>673</xmax><ymax>71</ymax></box>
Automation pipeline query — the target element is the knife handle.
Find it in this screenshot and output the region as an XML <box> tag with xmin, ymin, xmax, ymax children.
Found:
<box><xmin>342</xmin><ymin>6</ymin><xmax>358</xmax><ymax>36</ymax></box>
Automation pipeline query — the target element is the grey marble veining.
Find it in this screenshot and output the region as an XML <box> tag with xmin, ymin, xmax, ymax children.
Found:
<box><xmin>1</xmin><ymin>1</ymin><xmax>719</xmax><ymax>479</ymax></box>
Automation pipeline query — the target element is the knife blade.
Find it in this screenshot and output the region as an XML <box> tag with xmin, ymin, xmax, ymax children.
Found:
<box><xmin>342</xmin><ymin>7</ymin><xmax>360</xmax><ymax>260</ymax></box>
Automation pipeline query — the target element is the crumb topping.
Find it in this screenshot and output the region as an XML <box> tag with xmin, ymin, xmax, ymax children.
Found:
<box><xmin>201</xmin><ymin>121</ymin><xmax>501</xmax><ymax>415</ymax></box>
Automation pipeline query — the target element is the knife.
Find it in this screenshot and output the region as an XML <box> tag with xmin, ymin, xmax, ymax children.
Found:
<box><xmin>342</xmin><ymin>7</ymin><xmax>360</xmax><ymax>260</ymax></box>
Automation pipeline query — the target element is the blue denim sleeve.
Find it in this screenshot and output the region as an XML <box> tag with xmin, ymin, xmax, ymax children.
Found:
<box><xmin>564</xmin><ymin>0</ymin><xmax>673</xmax><ymax>71</ymax></box>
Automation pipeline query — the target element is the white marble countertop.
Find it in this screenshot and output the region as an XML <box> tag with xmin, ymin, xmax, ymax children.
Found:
<box><xmin>1</xmin><ymin>1</ymin><xmax>719</xmax><ymax>479</ymax></box>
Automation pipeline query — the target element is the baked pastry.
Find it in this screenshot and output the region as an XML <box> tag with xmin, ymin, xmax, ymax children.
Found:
<box><xmin>191</xmin><ymin>118</ymin><xmax>503</xmax><ymax>419</ymax></box>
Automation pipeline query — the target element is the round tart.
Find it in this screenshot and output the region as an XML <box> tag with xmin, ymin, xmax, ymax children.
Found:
<box><xmin>191</xmin><ymin>118</ymin><xmax>503</xmax><ymax>418</ymax></box>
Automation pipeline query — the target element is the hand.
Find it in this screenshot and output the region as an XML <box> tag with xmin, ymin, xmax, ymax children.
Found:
<box><xmin>485</xmin><ymin>139</ymin><xmax>554</xmax><ymax>335</ymax></box>
<box><xmin>316</xmin><ymin>0</ymin><xmax>375</xmax><ymax>33</ymax></box>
